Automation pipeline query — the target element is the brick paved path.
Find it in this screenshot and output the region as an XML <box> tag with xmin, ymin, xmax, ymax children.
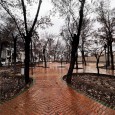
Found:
<box><xmin>0</xmin><ymin>63</ymin><xmax>115</xmax><ymax>115</ymax></box>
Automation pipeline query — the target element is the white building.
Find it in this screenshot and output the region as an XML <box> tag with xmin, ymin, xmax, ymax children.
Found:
<box><xmin>1</xmin><ymin>47</ymin><xmax>39</xmax><ymax>65</ymax></box>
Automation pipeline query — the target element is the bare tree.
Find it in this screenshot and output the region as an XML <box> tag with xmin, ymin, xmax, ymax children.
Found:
<box><xmin>96</xmin><ymin>0</ymin><xmax>115</xmax><ymax>70</ymax></box>
<box><xmin>65</xmin><ymin>0</ymin><xmax>86</xmax><ymax>84</ymax></box>
<box><xmin>0</xmin><ymin>20</ymin><xmax>15</xmax><ymax>66</ymax></box>
<box><xmin>61</xmin><ymin>29</ymin><xmax>71</xmax><ymax>63</ymax></box>
<box><xmin>0</xmin><ymin>0</ymin><xmax>42</xmax><ymax>84</ymax></box>
<box><xmin>51</xmin><ymin>38</ymin><xmax>61</xmax><ymax>62</ymax></box>
<box><xmin>79</xmin><ymin>17</ymin><xmax>94</xmax><ymax>66</ymax></box>
<box><xmin>94</xmin><ymin>48</ymin><xmax>105</xmax><ymax>75</ymax></box>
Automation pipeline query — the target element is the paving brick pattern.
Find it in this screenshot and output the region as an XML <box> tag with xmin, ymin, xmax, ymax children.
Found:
<box><xmin>0</xmin><ymin>63</ymin><xmax>115</xmax><ymax>115</ymax></box>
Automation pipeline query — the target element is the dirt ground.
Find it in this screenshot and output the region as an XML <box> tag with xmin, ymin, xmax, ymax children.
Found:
<box><xmin>71</xmin><ymin>73</ymin><xmax>115</xmax><ymax>109</ymax></box>
<box><xmin>0</xmin><ymin>72</ymin><xmax>25</xmax><ymax>102</ymax></box>
<box><xmin>0</xmin><ymin>69</ymin><xmax>32</xmax><ymax>103</ymax></box>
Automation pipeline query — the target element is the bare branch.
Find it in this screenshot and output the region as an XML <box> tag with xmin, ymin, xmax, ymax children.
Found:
<box><xmin>21</xmin><ymin>0</ymin><xmax>28</xmax><ymax>35</ymax></box>
<box><xmin>0</xmin><ymin>2</ymin><xmax>24</xmax><ymax>40</ymax></box>
<box><xmin>29</xmin><ymin>0</ymin><xmax>42</xmax><ymax>36</ymax></box>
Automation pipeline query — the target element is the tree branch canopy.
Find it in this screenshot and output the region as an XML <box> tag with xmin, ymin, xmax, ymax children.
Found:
<box><xmin>0</xmin><ymin>1</ymin><xmax>24</xmax><ymax>40</ymax></box>
<box><xmin>29</xmin><ymin>0</ymin><xmax>42</xmax><ymax>36</ymax></box>
<box><xmin>21</xmin><ymin>0</ymin><xmax>28</xmax><ymax>35</ymax></box>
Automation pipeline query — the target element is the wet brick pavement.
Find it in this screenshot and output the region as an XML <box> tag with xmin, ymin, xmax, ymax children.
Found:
<box><xmin>0</xmin><ymin>62</ymin><xmax>115</xmax><ymax>115</ymax></box>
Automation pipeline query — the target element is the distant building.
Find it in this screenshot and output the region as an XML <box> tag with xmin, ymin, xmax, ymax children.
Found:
<box><xmin>1</xmin><ymin>47</ymin><xmax>39</xmax><ymax>65</ymax></box>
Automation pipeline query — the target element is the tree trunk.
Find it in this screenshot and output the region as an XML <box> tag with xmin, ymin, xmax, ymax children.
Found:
<box><xmin>81</xmin><ymin>40</ymin><xmax>86</xmax><ymax>66</ymax></box>
<box><xmin>43</xmin><ymin>48</ymin><xmax>47</xmax><ymax>68</ymax></box>
<box><xmin>30</xmin><ymin>41</ymin><xmax>33</xmax><ymax>75</ymax></box>
<box><xmin>14</xmin><ymin>37</ymin><xmax>17</xmax><ymax>74</ymax></box>
<box><xmin>54</xmin><ymin>55</ymin><xmax>55</xmax><ymax>62</ymax></box>
<box><xmin>66</xmin><ymin>34</ymin><xmax>79</xmax><ymax>84</ymax></box>
<box><xmin>44</xmin><ymin>54</ymin><xmax>47</xmax><ymax>68</ymax></box>
<box><xmin>82</xmin><ymin>50</ymin><xmax>86</xmax><ymax>66</ymax></box>
<box><xmin>61</xmin><ymin>57</ymin><xmax>63</xmax><ymax>67</ymax></box>
<box><xmin>66</xmin><ymin>49</ymin><xmax>77</xmax><ymax>83</ymax></box>
<box><xmin>66</xmin><ymin>52</ymin><xmax>69</xmax><ymax>63</ymax></box>
<box><xmin>96</xmin><ymin>58</ymin><xmax>100</xmax><ymax>75</ymax></box>
<box><xmin>0</xmin><ymin>42</ymin><xmax>2</xmax><ymax>66</ymax></box>
<box><xmin>107</xmin><ymin>42</ymin><xmax>110</xmax><ymax>66</ymax></box>
<box><xmin>105</xmin><ymin>48</ymin><xmax>107</xmax><ymax>69</ymax></box>
<box><xmin>75</xmin><ymin>51</ymin><xmax>78</xmax><ymax>69</ymax></box>
<box><xmin>110</xmin><ymin>42</ymin><xmax>114</xmax><ymax>70</ymax></box>
<box><xmin>66</xmin><ymin>0</ymin><xmax>86</xmax><ymax>84</ymax></box>
<box><xmin>24</xmin><ymin>37</ymin><xmax>30</xmax><ymax>84</ymax></box>
<box><xmin>12</xmin><ymin>34</ymin><xmax>17</xmax><ymax>74</ymax></box>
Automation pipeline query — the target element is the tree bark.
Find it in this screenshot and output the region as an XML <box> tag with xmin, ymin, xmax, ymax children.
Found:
<box><xmin>54</xmin><ymin>54</ymin><xmax>56</xmax><ymax>62</ymax></box>
<box><xmin>12</xmin><ymin>34</ymin><xmax>17</xmax><ymax>74</ymax></box>
<box><xmin>110</xmin><ymin>41</ymin><xmax>114</xmax><ymax>70</ymax></box>
<box><xmin>75</xmin><ymin>51</ymin><xmax>78</xmax><ymax>69</ymax></box>
<box><xmin>96</xmin><ymin>58</ymin><xmax>100</xmax><ymax>75</ymax></box>
<box><xmin>0</xmin><ymin>41</ymin><xmax>2</xmax><ymax>66</ymax></box>
<box><xmin>81</xmin><ymin>38</ymin><xmax>86</xmax><ymax>66</ymax></box>
<box><xmin>66</xmin><ymin>34</ymin><xmax>79</xmax><ymax>83</ymax></box>
<box><xmin>24</xmin><ymin>36</ymin><xmax>31</xmax><ymax>84</ymax></box>
<box><xmin>81</xmin><ymin>49</ymin><xmax>86</xmax><ymax>66</ymax></box>
<box><xmin>66</xmin><ymin>48</ymin><xmax>77</xmax><ymax>82</ymax></box>
<box><xmin>14</xmin><ymin>37</ymin><xmax>17</xmax><ymax>74</ymax></box>
<box><xmin>107</xmin><ymin>42</ymin><xmax>110</xmax><ymax>66</ymax></box>
<box><xmin>104</xmin><ymin>47</ymin><xmax>107</xmax><ymax>69</ymax></box>
<box><xmin>30</xmin><ymin>41</ymin><xmax>34</xmax><ymax>75</ymax></box>
<box><xmin>66</xmin><ymin>0</ymin><xmax>86</xmax><ymax>84</ymax></box>
<box><xmin>43</xmin><ymin>48</ymin><xmax>47</xmax><ymax>68</ymax></box>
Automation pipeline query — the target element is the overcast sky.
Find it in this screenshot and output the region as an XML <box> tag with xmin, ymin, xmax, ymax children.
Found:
<box><xmin>37</xmin><ymin>0</ymin><xmax>65</xmax><ymax>36</ymax></box>
<box><xmin>35</xmin><ymin>0</ymin><xmax>115</xmax><ymax>36</ymax></box>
